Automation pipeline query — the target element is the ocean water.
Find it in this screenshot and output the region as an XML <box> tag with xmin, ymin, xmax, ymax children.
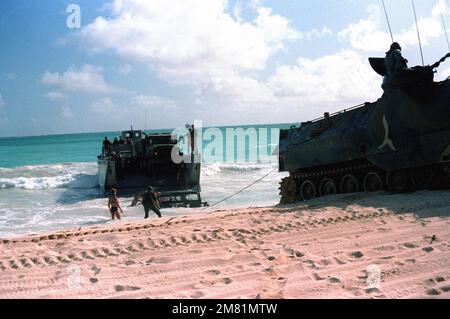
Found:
<box><xmin>0</xmin><ymin>124</ymin><xmax>290</xmax><ymax>238</ymax></box>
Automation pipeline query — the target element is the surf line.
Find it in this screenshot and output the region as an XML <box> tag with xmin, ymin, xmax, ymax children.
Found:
<box><xmin>203</xmin><ymin>168</ymin><xmax>277</xmax><ymax>210</ymax></box>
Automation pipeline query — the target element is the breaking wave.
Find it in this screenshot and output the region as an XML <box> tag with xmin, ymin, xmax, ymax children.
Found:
<box><xmin>0</xmin><ymin>162</ymin><xmax>98</xmax><ymax>190</ymax></box>
<box><xmin>202</xmin><ymin>161</ymin><xmax>277</xmax><ymax>176</ymax></box>
<box><xmin>0</xmin><ymin>161</ymin><xmax>279</xmax><ymax>189</ymax></box>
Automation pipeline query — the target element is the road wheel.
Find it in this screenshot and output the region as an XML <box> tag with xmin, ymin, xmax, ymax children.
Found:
<box><xmin>340</xmin><ymin>174</ymin><xmax>360</xmax><ymax>194</ymax></box>
<box><xmin>386</xmin><ymin>170</ymin><xmax>409</xmax><ymax>192</ymax></box>
<box><xmin>363</xmin><ymin>172</ymin><xmax>384</xmax><ymax>192</ymax></box>
<box><xmin>411</xmin><ymin>166</ymin><xmax>434</xmax><ymax>190</ymax></box>
<box><xmin>300</xmin><ymin>180</ymin><xmax>316</xmax><ymax>201</ymax></box>
<box><xmin>319</xmin><ymin>178</ymin><xmax>337</xmax><ymax>197</ymax></box>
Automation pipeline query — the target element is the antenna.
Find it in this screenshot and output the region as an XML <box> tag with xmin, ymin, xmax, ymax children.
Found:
<box><xmin>382</xmin><ymin>0</ymin><xmax>395</xmax><ymax>42</ymax></box>
<box><xmin>439</xmin><ymin>0</ymin><xmax>450</xmax><ymax>51</ymax></box>
<box><xmin>412</xmin><ymin>0</ymin><xmax>425</xmax><ymax>66</ymax></box>
<box><xmin>145</xmin><ymin>110</ymin><xmax>148</xmax><ymax>131</ymax></box>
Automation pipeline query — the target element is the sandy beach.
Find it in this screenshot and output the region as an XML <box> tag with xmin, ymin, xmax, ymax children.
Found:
<box><xmin>0</xmin><ymin>190</ymin><xmax>449</xmax><ymax>299</ymax></box>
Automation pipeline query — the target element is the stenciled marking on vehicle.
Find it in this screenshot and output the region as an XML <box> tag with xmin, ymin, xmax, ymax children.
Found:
<box><xmin>441</xmin><ymin>146</ymin><xmax>450</xmax><ymax>161</ymax></box>
<box><xmin>378</xmin><ymin>114</ymin><xmax>397</xmax><ymax>151</ymax></box>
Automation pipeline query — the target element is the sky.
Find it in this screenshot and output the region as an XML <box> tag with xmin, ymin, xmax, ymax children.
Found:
<box><xmin>0</xmin><ymin>0</ymin><xmax>449</xmax><ymax>137</ymax></box>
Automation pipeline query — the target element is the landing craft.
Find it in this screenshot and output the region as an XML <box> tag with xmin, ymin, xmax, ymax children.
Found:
<box><xmin>97</xmin><ymin>129</ymin><xmax>207</xmax><ymax>208</ymax></box>
<box><xmin>278</xmin><ymin>53</ymin><xmax>450</xmax><ymax>204</ymax></box>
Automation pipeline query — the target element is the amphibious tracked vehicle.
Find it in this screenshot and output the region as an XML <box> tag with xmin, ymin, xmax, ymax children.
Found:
<box><xmin>279</xmin><ymin>54</ymin><xmax>450</xmax><ymax>204</ymax></box>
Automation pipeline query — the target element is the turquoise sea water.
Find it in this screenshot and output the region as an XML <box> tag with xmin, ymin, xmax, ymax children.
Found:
<box><xmin>0</xmin><ymin>124</ymin><xmax>287</xmax><ymax>168</ymax></box>
<box><xmin>0</xmin><ymin>124</ymin><xmax>291</xmax><ymax>237</ymax></box>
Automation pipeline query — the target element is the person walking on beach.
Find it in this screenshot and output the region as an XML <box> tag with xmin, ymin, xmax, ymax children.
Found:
<box><xmin>108</xmin><ymin>188</ymin><xmax>123</xmax><ymax>220</ymax></box>
<box><xmin>142</xmin><ymin>186</ymin><xmax>162</xmax><ymax>219</ymax></box>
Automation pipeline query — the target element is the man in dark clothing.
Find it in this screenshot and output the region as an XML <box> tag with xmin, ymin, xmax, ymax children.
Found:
<box><xmin>177</xmin><ymin>161</ymin><xmax>188</xmax><ymax>189</ymax></box>
<box><xmin>126</xmin><ymin>137</ymin><xmax>133</xmax><ymax>145</ymax></box>
<box><xmin>311</xmin><ymin>112</ymin><xmax>333</xmax><ymax>138</ymax></box>
<box><xmin>102</xmin><ymin>137</ymin><xmax>111</xmax><ymax>154</ymax></box>
<box><xmin>189</xmin><ymin>124</ymin><xmax>198</xmax><ymax>154</ymax></box>
<box><xmin>103</xmin><ymin>137</ymin><xmax>111</xmax><ymax>146</ymax></box>
<box><xmin>142</xmin><ymin>186</ymin><xmax>162</xmax><ymax>219</ymax></box>
<box><xmin>385</xmin><ymin>42</ymin><xmax>408</xmax><ymax>76</ymax></box>
<box><xmin>382</xmin><ymin>42</ymin><xmax>416</xmax><ymax>90</ymax></box>
<box><xmin>113</xmin><ymin>137</ymin><xmax>119</xmax><ymax>145</ymax></box>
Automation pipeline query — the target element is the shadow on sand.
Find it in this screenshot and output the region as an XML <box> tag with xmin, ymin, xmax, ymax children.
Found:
<box><xmin>276</xmin><ymin>190</ymin><xmax>450</xmax><ymax>219</ymax></box>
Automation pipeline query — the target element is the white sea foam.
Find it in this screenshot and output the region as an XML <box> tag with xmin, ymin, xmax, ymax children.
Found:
<box><xmin>0</xmin><ymin>162</ymin><xmax>98</xmax><ymax>190</ymax></box>
<box><xmin>0</xmin><ymin>159</ymin><xmax>286</xmax><ymax>237</ymax></box>
<box><xmin>0</xmin><ymin>175</ymin><xmax>73</xmax><ymax>189</ymax></box>
<box><xmin>201</xmin><ymin>161</ymin><xmax>276</xmax><ymax>176</ymax></box>
<box><xmin>0</xmin><ymin>161</ymin><xmax>277</xmax><ymax>189</ymax></box>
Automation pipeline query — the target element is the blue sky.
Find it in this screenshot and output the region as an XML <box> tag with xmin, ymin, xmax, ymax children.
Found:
<box><xmin>0</xmin><ymin>0</ymin><xmax>449</xmax><ymax>137</ymax></box>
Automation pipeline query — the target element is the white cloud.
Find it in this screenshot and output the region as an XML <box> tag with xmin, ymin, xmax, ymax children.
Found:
<box><xmin>253</xmin><ymin>7</ymin><xmax>300</xmax><ymax>50</ymax></box>
<box><xmin>117</xmin><ymin>64</ymin><xmax>133</xmax><ymax>75</ymax></box>
<box><xmin>436</xmin><ymin>67</ymin><xmax>450</xmax><ymax>80</ymax></box>
<box><xmin>76</xmin><ymin>0</ymin><xmax>385</xmax><ymax>126</ymax></box>
<box><xmin>432</xmin><ymin>0</ymin><xmax>449</xmax><ymax>18</ymax></box>
<box><xmin>77</xmin><ymin>0</ymin><xmax>336</xmax><ymax>125</ymax></box>
<box><xmin>91</xmin><ymin>95</ymin><xmax>177</xmax><ymax>114</ymax></box>
<box><xmin>79</xmin><ymin>0</ymin><xmax>299</xmax><ymax>88</ymax></box>
<box><xmin>303</xmin><ymin>27</ymin><xmax>333</xmax><ymax>40</ymax></box>
<box><xmin>131</xmin><ymin>95</ymin><xmax>177</xmax><ymax>110</ymax></box>
<box><xmin>44</xmin><ymin>91</ymin><xmax>66</xmax><ymax>101</ymax></box>
<box><xmin>60</xmin><ymin>105</ymin><xmax>73</xmax><ymax>119</ymax></box>
<box><xmin>42</xmin><ymin>64</ymin><xmax>115</xmax><ymax>93</ymax></box>
<box><xmin>338</xmin><ymin>19</ymin><xmax>391</xmax><ymax>52</ymax></box>
<box><xmin>267</xmin><ymin>50</ymin><xmax>382</xmax><ymax>109</ymax></box>
<box><xmin>0</xmin><ymin>94</ymin><xmax>5</xmax><ymax>108</ymax></box>
<box><xmin>398</xmin><ymin>18</ymin><xmax>443</xmax><ymax>47</ymax></box>
<box><xmin>90</xmin><ymin>97</ymin><xmax>116</xmax><ymax>114</ymax></box>
<box><xmin>249</xmin><ymin>0</ymin><xmax>263</xmax><ymax>10</ymax></box>
<box><xmin>339</xmin><ymin>3</ymin><xmax>444</xmax><ymax>53</ymax></box>
<box><xmin>42</xmin><ymin>91</ymin><xmax>73</xmax><ymax>119</ymax></box>
<box><xmin>189</xmin><ymin>50</ymin><xmax>384</xmax><ymax>125</ymax></box>
<box><xmin>89</xmin><ymin>95</ymin><xmax>179</xmax><ymax>129</ymax></box>
<box><xmin>233</xmin><ymin>2</ymin><xmax>243</xmax><ymax>22</ymax></box>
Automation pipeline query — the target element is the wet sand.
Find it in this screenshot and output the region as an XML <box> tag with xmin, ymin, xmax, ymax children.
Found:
<box><xmin>0</xmin><ymin>191</ymin><xmax>449</xmax><ymax>299</ymax></box>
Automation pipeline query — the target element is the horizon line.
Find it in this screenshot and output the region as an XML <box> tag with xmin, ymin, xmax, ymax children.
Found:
<box><xmin>0</xmin><ymin>121</ymin><xmax>295</xmax><ymax>139</ymax></box>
